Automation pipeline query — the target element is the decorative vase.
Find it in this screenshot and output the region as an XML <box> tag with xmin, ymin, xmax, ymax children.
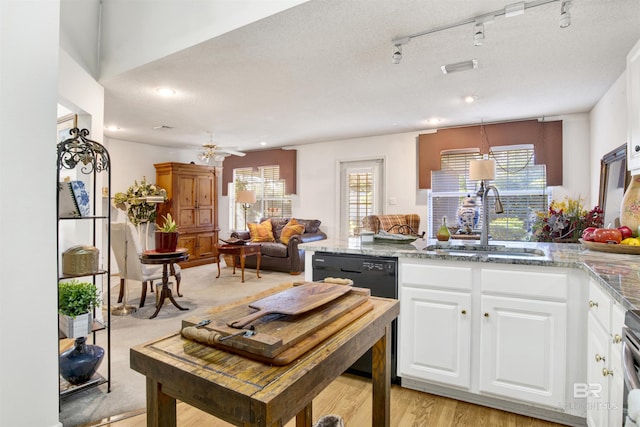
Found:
<box><xmin>436</xmin><ymin>217</ymin><xmax>451</xmax><ymax>241</ymax></box>
<box><xmin>155</xmin><ymin>231</ymin><xmax>178</xmax><ymax>253</ymax></box>
<box><xmin>59</xmin><ymin>337</ymin><xmax>105</xmax><ymax>385</ymax></box>
<box><xmin>457</xmin><ymin>194</ymin><xmax>479</xmax><ymax>233</ymax></box>
<box><xmin>620</xmin><ymin>175</ymin><xmax>640</xmax><ymax>234</ymax></box>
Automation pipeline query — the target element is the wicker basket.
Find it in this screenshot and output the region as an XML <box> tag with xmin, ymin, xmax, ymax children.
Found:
<box><xmin>62</xmin><ymin>245</ymin><xmax>99</xmax><ymax>276</ymax></box>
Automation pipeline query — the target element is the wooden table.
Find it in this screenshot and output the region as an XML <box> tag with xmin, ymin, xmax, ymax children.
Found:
<box><xmin>130</xmin><ymin>295</ymin><xmax>399</xmax><ymax>427</ymax></box>
<box><xmin>215</xmin><ymin>243</ymin><xmax>262</xmax><ymax>283</ymax></box>
<box><xmin>140</xmin><ymin>249</ymin><xmax>189</xmax><ymax>319</ymax></box>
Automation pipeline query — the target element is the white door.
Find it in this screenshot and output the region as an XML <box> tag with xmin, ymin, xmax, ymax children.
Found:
<box><xmin>400</xmin><ymin>286</ymin><xmax>472</xmax><ymax>389</ymax></box>
<box><xmin>339</xmin><ymin>159</ymin><xmax>383</xmax><ymax>239</ymax></box>
<box><xmin>479</xmin><ymin>295</ymin><xmax>567</xmax><ymax>407</ymax></box>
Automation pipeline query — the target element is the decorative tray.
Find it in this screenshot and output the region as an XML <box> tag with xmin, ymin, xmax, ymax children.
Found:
<box><xmin>142</xmin><ymin>248</ymin><xmax>189</xmax><ymax>258</ymax></box>
<box><xmin>374</xmin><ymin>234</ymin><xmax>417</xmax><ymax>244</ymax></box>
<box><xmin>579</xmin><ymin>239</ymin><xmax>640</xmax><ymax>255</ymax></box>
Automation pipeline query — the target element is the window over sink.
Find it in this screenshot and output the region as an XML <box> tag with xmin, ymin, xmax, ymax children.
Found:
<box><xmin>429</xmin><ymin>145</ymin><xmax>551</xmax><ymax>241</ymax></box>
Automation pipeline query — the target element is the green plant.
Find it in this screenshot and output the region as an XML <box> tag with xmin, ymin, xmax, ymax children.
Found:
<box><xmin>159</xmin><ymin>213</ymin><xmax>178</xmax><ymax>232</ymax></box>
<box><xmin>58</xmin><ymin>280</ymin><xmax>101</xmax><ymax>318</ymax></box>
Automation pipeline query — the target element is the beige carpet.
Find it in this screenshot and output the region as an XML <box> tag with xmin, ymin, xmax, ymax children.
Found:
<box><xmin>59</xmin><ymin>264</ymin><xmax>295</xmax><ymax>427</ymax></box>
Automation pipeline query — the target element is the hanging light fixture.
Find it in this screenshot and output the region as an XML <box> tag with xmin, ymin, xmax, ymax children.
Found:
<box><xmin>391</xmin><ymin>37</ymin><xmax>409</xmax><ymax>64</ymax></box>
<box><xmin>559</xmin><ymin>0</ymin><xmax>572</xmax><ymax>28</ymax></box>
<box><xmin>473</xmin><ymin>21</ymin><xmax>485</xmax><ymax>46</ymax></box>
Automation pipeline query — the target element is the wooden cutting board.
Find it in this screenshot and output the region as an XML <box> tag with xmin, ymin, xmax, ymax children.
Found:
<box><xmin>227</xmin><ymin>281</ymin><xmax>352</xmax><ymax>328</ymax></box>
<box><xmin>181</xmin><ymin>283</ymin><xmax>372</xmax><ymax>362</ymax></box>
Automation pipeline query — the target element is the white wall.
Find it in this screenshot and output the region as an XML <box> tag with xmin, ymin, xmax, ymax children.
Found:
<box><xmin>99</xmin><ymin>0</ymin><xmax>309</xmax><ymax>79</ymax></box>
<box><xmin>590</xmin><ymin>72</ymin><xmax>629</xmax><ymax>204</ymax></box>
<box><xmin>0</xmin><ymin>1</ymin><xmax>62</xmax><ymax>426</ymax></box>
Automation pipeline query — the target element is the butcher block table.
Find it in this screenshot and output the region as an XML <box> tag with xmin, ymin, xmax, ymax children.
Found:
<box><xmin>130</xmin><ymin>288</ymin><xmax>399</xmax><ymax>427</ymax></box>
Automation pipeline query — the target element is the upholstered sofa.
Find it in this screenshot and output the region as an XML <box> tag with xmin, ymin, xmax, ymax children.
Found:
<box><xmin>230</xmin><ymin>218</ymin><xmax>327</xmax><ymax>275</ymax></box>
<box><xmin>362</xmin><ymin>213</ymin><xmax>421</xmax><ymax>235</ymax></box>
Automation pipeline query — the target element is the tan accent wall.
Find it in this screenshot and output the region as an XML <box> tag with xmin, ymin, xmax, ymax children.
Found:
<box><xmin>418</xmin><ymin>119</ymin><xmax>563</xmax><ymax>189</ymax></box>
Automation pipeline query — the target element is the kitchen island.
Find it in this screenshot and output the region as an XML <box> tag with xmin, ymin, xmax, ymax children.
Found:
<box><xmin>301</xmin><ymin>238</ymin><xmax>639</xmax><ymax>427</ymax></box>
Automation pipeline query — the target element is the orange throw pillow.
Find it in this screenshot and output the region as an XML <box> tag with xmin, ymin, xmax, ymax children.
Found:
<box><xmin>248</xmin><ymin>219</ymin><xmax>275</xmax><ymax>242</ymax></box>
<box><xmin>279</xmin><ymin>218</ymin><xmax>305</xmax><ymax>245</ymax></box>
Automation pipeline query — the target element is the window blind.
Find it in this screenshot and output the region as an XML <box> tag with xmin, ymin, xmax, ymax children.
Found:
<box><xmin>233</xmin><ymin>165</ymin><xmax>291</xmax><ymax>229</ymax></box>
<box><xmin>430</xmin><ymin>145</ymin><xmax>550</xmax><ymax>241</ymax></box>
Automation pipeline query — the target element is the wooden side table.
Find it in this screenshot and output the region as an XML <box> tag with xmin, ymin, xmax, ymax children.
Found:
<box><xmin>140</xmin><ymin>249</ymin><xmax>189</xmax><ymax>319</ymax></box>
<box><xmin>215</xmin><ymin>243</ymin><xmax>261</xmax><ymax>283</ymax></box>
<box><xmin>131</xmin><ymin>293</ymin><xmax>399</xmax><ymax>427</ymax></box>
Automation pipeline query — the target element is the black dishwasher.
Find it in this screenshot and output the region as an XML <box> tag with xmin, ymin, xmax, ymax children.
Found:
<box><xmin>312</xmin><ymin>252</ymin><xmax>399</xmax><ymax>383</ymax></box>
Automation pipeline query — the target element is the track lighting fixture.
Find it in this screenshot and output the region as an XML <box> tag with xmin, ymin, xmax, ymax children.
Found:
<box><xmin>392</xmin><ymin>45</ymin><xmax>402</xmax><ymax>64</ymax></box>
<box><xmin>391</xmin><ymin>0</ymin><xmax>565</xmax><ymax>61</ymax></box>
<box><xmin>473</xmin><ymin>21</ymin><xmax>485</xmax><ymax>46</ymax></box>
<box><xmin>559</xmin><ymin>0</ymin><xmax>571</xmax><ymax>28</ymax></box>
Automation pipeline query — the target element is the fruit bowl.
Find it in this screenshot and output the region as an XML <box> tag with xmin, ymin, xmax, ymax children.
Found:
<box><xmin>579</xmin><ymin>239</ymin><xmax>640</xmax><ymax>255</ymax></box>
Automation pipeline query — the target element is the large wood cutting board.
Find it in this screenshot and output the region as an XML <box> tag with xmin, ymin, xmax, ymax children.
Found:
<box><xmin>227</xmin><ymin>281</ymin><xmax>352</xmax><ymax>328</ymax></box>
<box><xmin>181</xmin><ymin>282</ymin><xmax>372</xmax><ymax>363</ymax></box>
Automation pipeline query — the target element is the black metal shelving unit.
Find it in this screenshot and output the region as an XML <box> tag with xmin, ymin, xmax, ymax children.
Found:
<box><xmin>56</xmin><ymin>128</ymin><xmax>111</xmax><ymax>399</ymax></box>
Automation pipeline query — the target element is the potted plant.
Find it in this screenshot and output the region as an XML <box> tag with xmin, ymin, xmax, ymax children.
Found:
<box><xmin>58</xmin><ymin>279</ymin><xmax>101</xmax><ymax>338</ymax></box>
<box><xmin>155</xmin><ymin>213</ymin><xmax>179</xmax><ymax>252</ymax></box>
<box><xmin>58</xmin><ymin>280</ymin><xmax>105</xmax><ymax>385</ymax></box>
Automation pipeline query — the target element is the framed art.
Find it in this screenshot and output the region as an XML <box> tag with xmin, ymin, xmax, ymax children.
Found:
<box><xmin>57</xmin><ymin>113</ymin><xmax>77</xmax><ymax>143</ymax></box>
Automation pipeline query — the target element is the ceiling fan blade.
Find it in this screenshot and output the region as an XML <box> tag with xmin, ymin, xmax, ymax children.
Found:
<box><xmin>217</xmin><ymin>148</ymin><xmax>246</xmax><ymax>157</ymax></box>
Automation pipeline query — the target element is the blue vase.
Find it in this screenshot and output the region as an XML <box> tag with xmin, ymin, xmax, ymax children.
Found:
<box><xmin>59</xmin><ymin>337</ymin><xmax>104</xmax><ymax>385</ymax></box>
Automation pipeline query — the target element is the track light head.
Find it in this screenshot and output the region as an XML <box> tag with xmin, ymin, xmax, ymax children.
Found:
<box><xmin>392</xmin><ymin>44</ymin><xmax>402</xmax><ymax>64</ymax></box>
<box><xmin>473</xmin><ymin>22</ymin><xmax>485</xmax><ymax>46</ymax></box>
<box><xmin>560</xmin><ymin>0</ymin><xmax>572</xmax><ymax>28</ymax></box>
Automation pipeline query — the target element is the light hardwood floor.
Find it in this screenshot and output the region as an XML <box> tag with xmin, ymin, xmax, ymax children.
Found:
<box><xmin>82</xmin><ymin>374</ymin><xmax>565</xmax><ymax>427</ymax></box>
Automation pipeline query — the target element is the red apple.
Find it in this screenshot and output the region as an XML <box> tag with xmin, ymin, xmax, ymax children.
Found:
<box><xmin>618</xmin><ymin>225</ymin><xmax>633</xmax><ymax>240</ymax></box>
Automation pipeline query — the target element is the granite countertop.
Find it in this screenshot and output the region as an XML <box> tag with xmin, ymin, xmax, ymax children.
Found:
<box><xmin>301</xmin><ymin>238</ymin><xmax>640</xmax><ymax>311</ymax></box>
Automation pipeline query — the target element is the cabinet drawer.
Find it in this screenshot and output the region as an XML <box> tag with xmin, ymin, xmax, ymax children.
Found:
<box><xmin>481</xmin><ymin>268</ymin><xmax>567</xmax><ymax>300</ymax></box>
<box><xmin>588</xmin><ymin>280</ymin><xmax>612</xmax><ymax>330</ymax></box>
<box><xmin>401</xmin><ymin>262</ymin><xmax>472</xmax><ymax>291</ymax></box>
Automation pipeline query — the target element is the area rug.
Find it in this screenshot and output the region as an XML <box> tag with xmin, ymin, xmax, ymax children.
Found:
<box><xmin>59</xmin><ymin>264</ymin><xmax>295</xmax><ymax>427</ymax></box>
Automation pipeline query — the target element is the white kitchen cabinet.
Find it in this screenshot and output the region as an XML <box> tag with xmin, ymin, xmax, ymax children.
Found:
<box><xmin>628</xmin><ymin>37</ymin><xmax>640</xmax><ymax>174</ymax></box>
<box><xmin>586</xmin><ymin>279</ymin><xmax>625</xmax><ymax>427</ymax></box>
<box><xmin>399</xmin><ymin>259</ymin><xmax>586</xmax><ymax>422</ymax></box>
<box><xmin>399</xmin><ymin>262</ymin><xmax>473</xmax><ymax>389</ymax></box>
<box><xmin>400</xmin><ymin>286</ymin><xmax>471</xmax><ymax>389</ymax></box>
<box><xmin>479</xmin><ymin>294</ymin><xmax>567</xmax><ymax>407</ymax></box>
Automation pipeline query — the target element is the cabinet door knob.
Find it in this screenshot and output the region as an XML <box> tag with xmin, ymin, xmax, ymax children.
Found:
<box><xmin>461</xmin><ymin>310</ymin><xmax>467</xmax><ymax>315</ymax></box>
<box><xmin>602</xmin><ymin>368</ymin><xmax>613</xmax><ymax>377</ymax></box>
<box><xmin>595</xmin><ymin>354</ymin><xmax>605</xmax><ymax>363</ymax></box>
<box><xmin>613</xmin><ymin>334</ymin><xmax>622</xmax><ymax>344</ymax></box>
<box><xmin>484</xmin><ymin>312</ymin><xmax>489</xmax><ymax>318</ymax></box>
<box><xmin>588</xmin><ymin>300</ymin><xmax>598</xmax><ymax>308</ymax></box>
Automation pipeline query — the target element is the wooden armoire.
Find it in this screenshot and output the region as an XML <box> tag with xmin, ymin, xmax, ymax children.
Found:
<box><xmin>155</xmin><ymin>162</ymin><xmax>219</xmax><ymax>267</ymax></box>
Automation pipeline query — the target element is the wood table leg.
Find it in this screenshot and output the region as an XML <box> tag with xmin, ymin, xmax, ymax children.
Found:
<box><xmin>215</xmin><ymin>255</ymin><xmax>222</xmax><ymax>279</ymax></box>
<box><xmin>295</xmin><ymin>402</ymin><xmax>312</xmax><ymax>427</ymax></box>
<box><xmin>372</xmin><ymin>324</ymin><xmax>391</xmax><ymax>427</ymax></box>
<box><xmin>256</xmin><ymin>252</ymin><xmax>261</xmax><ymax>279</ymax></box>
<box><xmin>149</xmin><ymin>263</ymin><xmax>188</xmax><ymax>319</ymax></box>
<box><xmin>146</xmin><ymin>377</ymin><xmax>176</xmax><ymax>427</ymax></box>
<box><xmin>240</xmin><ymin>254</ymin><xmax>246</xmax><ymax>283</ymax></box>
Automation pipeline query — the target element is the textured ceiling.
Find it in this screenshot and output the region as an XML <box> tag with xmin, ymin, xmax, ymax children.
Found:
<box><xmin>101</xmin><ymin>0</ymin><xmax>640</xmax><ymax>154</ymax></box>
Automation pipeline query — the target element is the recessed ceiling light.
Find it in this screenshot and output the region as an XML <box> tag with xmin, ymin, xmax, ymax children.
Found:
<box><xmin>155</xmin><ymin>87</ymin><xmax>176</xmax><ymax>96</ymax></box>
<box><xmin>464</xmin><ymin>95</ymin><xmax>476</xmax><ymax>104</ymax></box>
<box><xmin>260</xmin><ymin>141</ymin><xmax>267</xmax><ymax>146</ymax></box>
<box><xmin>105</xmin><ymin>125</ymin><xmax>120</xmax><ymax>131</ymax></box>
<box><xmin>427</xmin><ymin>118</ymin><xmax>441</xmax><ymax>125</ymax></box>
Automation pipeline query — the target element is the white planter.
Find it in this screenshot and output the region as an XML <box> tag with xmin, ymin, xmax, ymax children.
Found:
<box><xmin>59</xmin><ymin>312</ymin><xmax>93</xmax><ymax>338</ymax></box>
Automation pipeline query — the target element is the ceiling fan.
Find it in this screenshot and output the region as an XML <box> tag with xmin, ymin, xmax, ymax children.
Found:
<box><xmin>197</xmin><ymin>133</ymin><xmax>246</xmax><ymax>163</ymax></box>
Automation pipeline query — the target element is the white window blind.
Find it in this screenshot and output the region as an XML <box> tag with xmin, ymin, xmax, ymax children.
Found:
<box><xmin>430</xmin><ymin>145</ymin><xmax>550</xmax><ymax>241</ymax></box>
<box><xmin>232</xmin><ymin>165</ymin><xmax>292</xmax><ymax>229</ymax></box>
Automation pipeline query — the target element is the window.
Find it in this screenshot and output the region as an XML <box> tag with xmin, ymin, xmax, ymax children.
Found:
<box><xmin>339</xmin><ymin>159</ymin><xmax>383</xmax><ymax>237</ymax></box>
<box><xmin>429</xmin><ymin>145</ymin><xmax>550</xmax><ymax>241</ymax></box>
<box><xmin>232</xmin><ymin>165</ymin><xmax>292</xmax><ymax>229</ymax></box>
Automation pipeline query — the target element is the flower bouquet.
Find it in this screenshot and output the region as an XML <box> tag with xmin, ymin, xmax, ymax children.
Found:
<box><xmin>531</xmin><ymin>196</ymin><xmax>603</xmax><ymax>243</ymax></box>
<box><xmin>113</xmin><ymin>177</ymin><xmax>167</xmax><ymax>226</ymax></box>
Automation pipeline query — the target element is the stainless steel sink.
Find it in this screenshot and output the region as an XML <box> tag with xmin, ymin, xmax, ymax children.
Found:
<box><xmin>425</xmin><ymin>244</ymin><xmax>548</xmax><ymax>260</ymax></box>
